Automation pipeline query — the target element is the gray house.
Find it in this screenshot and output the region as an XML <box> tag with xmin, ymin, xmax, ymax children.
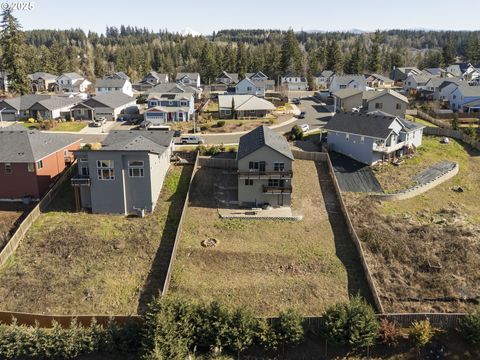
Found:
<box><xmin>71</xmin><ymin>130</ymin><xmax>174</xmax><ymax>215</ymax></box>
<box><xmin>237</xmin><ymin>125</ymin><xmax>294</xmax><ymax>207</ymax></box>
<box><xmin>218</xmin><ymin>95</ymin><xmax>275</xmax><ymax>119</ymax></box>
<box><xmin>324</xmin><ymin>112</ymin><xmax>424</xmax><ymax>165</ymax></box>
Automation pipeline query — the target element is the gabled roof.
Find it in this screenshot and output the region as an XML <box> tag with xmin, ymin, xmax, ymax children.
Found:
<box><xmin>367</xmin><ymin>73</ymin><xmax>394</xmax><ymax>83</ymax></box>
<box><xmin>147</xmin><ymin>92</ymin><xmax>191</xmax><ymax>101</ymax></box>
<box><xmin>217</xmin><ymin>71</ymin><xmax>239</xmax><ymax>83</ymax></box>
<box><xmin>0</xmin><ymin>94</ymin><xmax>52</xmax><ymax>111</ymax></box>
<box><xmin>100</xmin><ymin>130</ymin><xmax>174</xmax><ymax>155</ymax></box>
<box><xmin>80</xmin><ymin>93</ymin><xmax>136</xmax><ymax>109</ymax></box>
<box><xmin>454</xmin><ymin>84</ymin><xmax>480</xmax><ymax>97</ymax></box>
<box><xmin>248</xmin><ymin>71</ymin><xmax>268</xmax><ymax>80</ymax></box>
<box><xmin>395</xmin><ymin>67</ymin><xmax>421</xmax><ymax>75</ymax></box>
<box><xmin>0</xmin><ymin>126</ymin><xmax>80</xmax><ymax>163</ymax></box>
<box><xmin>235</xmin><ymin>77</ymin><xmax>257</xmax><ymax>88</ymax></box>
<box><xmin>324</xmin><ymin>112</ymin><xmax>400</xmax><ymax>139</ymax></box>
<box><xmin>437</xmin><ymin>78</ymin><xmax>462</xmax><ymax>90</ymax></box>
<box><xmin>331</xmin><ymin>74</ymin><xmax>367</xmax><ymax>86</ymax></box>
<box><xmin>58</xmin><ymin>72</ymin><xmax>83</xmax><ymax>81</ymax></box>
<box><xmin>176</xmin><ymin>72</ymin><xmax>200</xmax><ymax>81</ymax></box>
<box><xmin>332</xmin><ymin>88</ymin><xmax>363</xmax><ymax>99</ymax></box>
<box><xmin>143</xmin><ymin>71</ymin><xmax>168</xmax><ymax>83</ymax></box>
<box><xmin>365</xmin><ymin>89</ymin><xmax>408</xmax><ymax>104</ymax></box>
<box><xmin>105</xmin><ymin>71</ymin><xmax>130</xmax><ymax>81</ymax></box>
<box><xmin>367</xmin><ymin>111</ymin><xmax>424</xmax><ymax>132</ymax></box>
<box><xmin>237</xmin><ymin>125</ymin><xmax>293</xmax><ymax>160</ymax></box>
<box><xmin>148</xmin><ymin>83</ymin><xmax>199</xmax><ymax>95</ymax></box>
<box><xmin>423</xmin><ymin>68</ymin><xmax>445</xmax><ymax>77</ymax></box>
<box><xmin>31</xmin><ymin>96</ymin><xmax>80</xmax><ymax>111</ymax></box>
<box><xmin>318</xmin><ymin>70</ymin><xmax>334</xmax><ymax>78</ymax></box>
<box><xmin>28</xmin><ymin>72</ymin><xmax>57</xmax><ymax>81</ymax></box>
<box><xmin>95</xmin><ymin>78</ymin><xmax>128</xmax><ymax>88</ymax></box>
<box><xmin>407</xmin><ymin>73</ymin><xmax>431</xmax><ymax>84</ymax></box>
<box><xmin>218</xmin><ymin>95</ymin><xmax>275</xmax><ymax>111</ymax></box>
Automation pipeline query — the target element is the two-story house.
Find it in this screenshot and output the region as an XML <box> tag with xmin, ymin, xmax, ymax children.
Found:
<box><xmin>364</xmin><ymin>89</ymin><xmax>409</xmax><ymax>117</ymax></box>
<box><xmin>0</xmin><ymin>124</ymin><xmax>80</xmax><ymax>201</ymax></box>
<box><xmin>215</xmin><ymin>71</ymin><xmax>239</xmax><ymax>85</ymax></box>
<box><xmin>237</xmin><ymin>125</ymin><xmax>294</xmax><ymax>207</ymax></box>
<box><xmin>175</xmin><ymin>73</ymin><xmax>201</xmax><ymax>88</ymax></box>
<box><xmin>56</xmin><ymin>73</ymin><xmax>91</xmax><ymax>93</ymax></box>
<box><xmin>235</xmin><ymin>78</ymin><xmax>265</xmax><ymax>97</ymax></box>
<box><xmin>95</xmin><ymin>78</ymin><xmax>133</xmax><ymax>97</ymax></box>
<box><xmin>324</xmin><ymin>112</ymin><xmax>424</xmax><ymax>165</ymax></box>
<box><xmin>314</xmin><ymin>70</ymin><xmax>334</xmax><ymax>89</ymax></box>
<box><xmin>133</xmin><ymin>71</ymin><xmax>169</xmax><ymax>91</ymax></box>
<box><xmin>329</xmin><ymin>75</ymin><xmax>367</xmax><ymax>93</ymax></box>
<box><xmin>71</xmin><ymin>130</ymin><xmax>174</xmax><ymax>215</ymax></box>
<box><xmin>389</xmin><ymin>67</ymin><xmax>422</xmax><ymax>83</ymax></box>
<box><xmin>403</xmin><ymin>73</ymin><xmax>432</xmax><ymax>94</ymax></box>
<box><xmin>365</xmin><ymin>74</ymin><xmax>394</xmax><ymax>89</ymax></box>
<box><xmin>144</xmin><ymin>92</ymin><xmax>195</xmax><ymax>125</ymax></box>
<box><xmin>448</xmin><ymin>84</ymin><xmax>480</xmax><ymax>112</ymax></box>
<box><xmin>28</xmin><ymin>72</ymin><xmax>58</xmax><ymax>92</ymax></box>
<box><xmin>281</xmin><ymin>74</ymin><xmax>308</xmax><ymax>91</ymax></box>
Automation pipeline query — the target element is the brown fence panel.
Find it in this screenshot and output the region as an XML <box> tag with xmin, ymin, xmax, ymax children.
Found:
<box><xmin>197</xmin><ymin>156</ymin><xmax>237</xmax><ymax>169</ymax></box>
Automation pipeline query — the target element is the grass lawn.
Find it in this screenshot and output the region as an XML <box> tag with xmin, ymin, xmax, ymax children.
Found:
<box><xmin>0</xmin><ymin>165</ymin><xmax>192</xmax><ymax>315</ymax></box>
<box><xmin>345</xmin><ymin>136</ymin><xmax>480</xmax><ymax>313</ymax></box>
<box><xmin>405</xmin><ymin>115</ymin><xmax>438</xmax><ymax>128</ymax></box>
<box><xmin>50</xmin><ymin>121</ymin><xmax>88</xmax><ymax>132</ymax></box>
<box><xmin>0</xmin><ymin>203</ymin><xmax>33</xmax><ymax>251</ymax></box>
<box><xmin>170</xmin><ymin>160</ymin><xmax>370</xmax><ymax>316</ymax></box>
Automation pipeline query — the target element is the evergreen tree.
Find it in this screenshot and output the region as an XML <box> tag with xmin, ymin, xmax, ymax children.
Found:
<box><xmin>367</xmin><ymin>30</ymin><xmax>382</xmax><ymax>73</ymax></box>
<box><xmin>236</xmin><ymin>42</ymin><xmax>248</xmax><ymax>78</ymax></box>
<box><xmin>442</xmin><ymin>34</ymin><xmax>456</xmax><ymax>66</ymax></box>
<box><xmin>199</xmin><ymin>42</ymin><xmax>218</xmax><ymax>84</ymax></box>
<box><xmin>326</xmin><ymin>40</ymin><xmax>342</xmax><ymax>73</ymax></box>
<box><xmin>344</xmin><ymin>40</ymin><xmax>363</xmax><ymax>74</ymax></box>
<box><xmin>0</xmin><ymin>9</ymin><xmax>30</xmax><ymax>94</ymax></box>
<box><xmin>466</xmin><ymin>35</ymin><xmax>480</xmax><ymax>64</ymax></box>
<box><xmin>280</xmin><ymin>29</ymin><xmax>303</xmax><ymax>74</ymax></box>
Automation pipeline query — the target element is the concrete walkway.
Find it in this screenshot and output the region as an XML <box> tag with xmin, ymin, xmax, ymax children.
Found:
<box><xmin>218</xmin><ymin>206</ymin><xmax>302</xmax><ymax>220</ymax></box>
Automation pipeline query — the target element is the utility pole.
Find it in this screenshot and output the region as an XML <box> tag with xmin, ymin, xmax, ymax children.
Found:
<box><xmin>0</xmin><ymin>108</ymin><xmax>6</xmax><ymax>127</ymax></box>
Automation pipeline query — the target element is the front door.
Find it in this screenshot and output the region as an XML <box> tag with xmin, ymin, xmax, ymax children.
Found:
<box><xmin>259</xmin><ymin>161</ymin><xmax>266</xmax><ymax>173</ymax></box>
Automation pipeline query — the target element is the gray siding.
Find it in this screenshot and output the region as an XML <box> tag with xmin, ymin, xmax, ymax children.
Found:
<box><xmin>327</xmin><ymin>132</ymin><xmax>376</xmax><ymax>165</ymax></box>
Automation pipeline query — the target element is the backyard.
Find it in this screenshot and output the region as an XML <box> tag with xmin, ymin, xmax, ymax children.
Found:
<box><xmin>22</xmin><ymin>120</ymin><xmax>88</xmax><ymax>132</ymax></box>
<box><xmin>170</xmin><ymin>159</ymin><xmax>372</xmax><ymax>316</ymax></box>
<box><xmin>0</xmin><ymin>203</ymin><xmax>33</xmax><ymax>251</ymax></box>
<box><xmin>0</xmin><ymin>165</ymin><xmax>193</xmax><ymax>315</ymax></box>
<box><xmin>345</xmin><ymin>136</ymin><xmax>480</xmax><ymax>313</ymax></box>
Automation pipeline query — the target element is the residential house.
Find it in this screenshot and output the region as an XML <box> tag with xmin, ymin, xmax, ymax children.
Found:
<box><xmin>218</xmin><ymin>95</ymin><xmax>275</xmax><ymax>119</ymax></box>
<box><xmin>448</xmin><ymin>84</ymin><xmax>480</xmax><ymax>112</ymax></box>
<box><xmin>0</xmin><ymin>94</ymin><xmax>80</xmax><ymax>120</ymax></box>
<box><xmin>143</xmin><ymin>92</ymin><xmax>195</xmax><ymax>124</ymax></box>
<box><xmin>247</xmin><ymin>71</ymin><xmax>269</xmax><ymax>81</ymax></box>
<box><xmin>324</xmin><ymin>112</ymin><xmax>424</xmax><ymax>165</ymax></box>
<box><xmin>149</xmin><ymin>83</ymin><xmax>202</xmax><ymax>100</ymax></box>
<box><xmin>365</xmin><ymin>74</ymin><xmax>394</xmax><ymax>89</ymax></box>
<box><xmin>71</xmin><ymin>130</ymin><xmax>174</xmax><ymax>215</ymax></box>
<box><xmin>215</xmin><ymin>71</ymin><xmax>239</xmax><ymax>85</ymax></box>
<box><xmin>364</xmin><ymin>89</ymin><xmax>409</xmax><ymax>117</ymax></box>
<box><xmin>332</xmin><ymin>88</ymin><xmax>363</xmax><ymax>112</ymax></box>
<box><xmin>56</xmin><ymin>72</ymin><xmax>91</xmax><ymax>93</ymax></box>
<box><xmin>314</xmin><ymin>70</ymin><xmax>334</xmax><ymax>89</ymax></box>
<box><xmin>175</xmin><ymin>73</ymin><xmax>201</xmax><ymax>88</ymax></box>
<box><xmin>247</xmin><ymin>72</ymin><xmax>275</xmax><ymax>92</ymax></box>
<box><xmin>439</xmin><ymin>80</ymin><xmax>463</xmax><ymax>102</ymax></box>
<box><xmin>28</xmin><ymin>72</ymin><xmax>57</xmax><ymax>92</ymax></box>
<box><xmin>0</xmin><ymin>71</ymin><xmax>8</xmax><ymax>92</ymax></box>
<box><xmin>237</xmin><ymin>125</ymin><xmax>294</xmax><ymax>207</ymax></box>
<box><xmin>281</xmin><ymin>74</ymin><xmax>308</xmax><ymax>91</ymax></box>
<box><xmin>95</xmin><ymin>78</ymin><xmax>133</xmax><ymax>97</ymax></box>
<box><xmin>446</xmin><ymin>63</ymin><xmax>480</xmax><ymax>81</ymax></box>
<box><xmin>132</xmin><ymin>71</ymin><xmax>169</xmax><ymax>91</ymax></box>
<box><xmin>70</xmin><ymin>93</ymin><xmax>137</xmax><ymax>121</ymax></box>
<box><xmin>0</xmin><ymin>94</ymin><xmax>51</xmax><ymax>121</ymax></box>
<box><xmin>0</xmin><ymin>125</ymin><xmax>80</xmax><ymax>200</ymax></box>
<box><xmin>235</xmin><ymin>78</ymin><xmax>265</xmax><ymax>97</ymax></box>
<box><xmin>403</xmin><ymin>73</ymin><xmax>431</xmax><ymax>94</ymax></box>
<box><xmin>105</xmin><ymin>72</ymin><xmax>130</xmax><ymax>81</ymax></box>
<box><xmin>423</xmin><ymin>68</ymin><xmax>447</xmax><ymax>77</ymax></box>
<box><xmin>329</xmin><ymin>75</ymin><xmax>367</xmax><ymax>93</ymax></box>
<box><xmin>424</xmin><ymin>78</ymin><xmax>462</xmax><ymax>100</ymax></box>
<box><xmin>390</xmin><ymin>67</ymin><xmax>422</xmax><ymax>83</ymax></box>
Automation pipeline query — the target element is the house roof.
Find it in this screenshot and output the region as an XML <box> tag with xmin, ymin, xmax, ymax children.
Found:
<box><xmin>368</xmin><ymin>73</ymin><xmax>394</xmax><ymax>83</ymax></box>
<box><xmin>95</xmin><ymin>78</ymin><xmax>128</xmax><ymax>88</ymax></box>
<box><xmin>176</xmin><ymin>73</ymin><xmax>200</xmax><ymax>81</ymax></box>
<box><xmin>437</xmin><ymin>78</ymin><xmax>462</xmax><ymax>90</ymax></box>
<box><xmin>423</xmin><ymin>68</ymin><xmax>445</xmax><ymax>77</ymax></box>
<box><xmin>146</xmin><ymin>105</ymin><xmax>191</xmax><ymax>113</ymax></box>
<box><xmin>367</xmin><ymin>111</ymin><xmax>424</xmax><ymax>131</ymax></box>
<box><xmin>318</xmin><ymin>70</ymin><xmax>334</xmax><ymax>78</ymax></box>
<box><xmin>247</xmin><ymin>71</ymin><xmax>268</xmax><ymax>80</ymax></box>
<box><xmin>105</xmin><ymin>71</ymin><xmax>130</xmax><ymax>81</ymax></box>
<box><xmin>218</xmin><ymin>95</ymin><xmax>275</xmax><ymax>111</ymax></box>
<box><xmin>32</xmin><ymin>96</ymin><xmax>80</xmax><ymax>111</ymax></box>
<box><xmin>217</xmin><ymin>71</ymin><xmax>239</xmax><ymax>83</ymax></box>
<box><xmin>0</xmin><ymin>126</ymin><xmax>80</xmax><ymax>163</ymax></box>
<box><xmin>365</xmin><ymin>89</ymin><xmax>408</xmax><ymax>104</ymax></box>
<box><xmin>237</xmin><ymin>125</ymin><xmax>293</xmax><ymax>160</ymax></box>
<box><xmin>324</xmin><ymin>112</ymin><xmax>400</xmax><ymax>139</ymax></box>
<box><xmin>147</xmin><ymin>92</ymin><xmax>191</xmax><ymax>101</ymax></box>
<box><xmin>100</xmin><ymin>130</ymin><xmax>173</xmax><ymax>154</ymax></box>
<box><xmin>148</xmin><ymin>83</ymin><xmax>199</xmax><ymax>95</ymax></box>
<box><xmin>331</xmin><ymin>74</ymin><xmax>367</xmax><ymax>87</ymax></box>
<box><xmin>80</xmin><ymin>93</ymin><xmax>136</xmax><ymax>109</ymax></box>
<box><xmin>28</xmin><ymin>72</ymin><xmax>57</xmax><ymax>81</ymax></box>
<box><xmin>143</xmin><ymin>71</ymin><xmax>168</xmax><ymax>83</ymax></box>
<box><xmin>332</xmin><ymin>88</ymin><xmax>363</xmax><ymax>99</ymax></box>
<box><xmin>396</xmin><ymin>67</ymin><xmax>421</xmax><ymax>75</ymax></box>
<box><xmin>455</xmin><ymin>84</ymin><xmax>480</xmax><ymax>97</ymax></box>
<box><xmin>58</xmin><ymin>72</ymin><xmax>83</xmax><ymax>80</ymax></box>
<box><xmin>0</xmin><ymin>94</ymin><xmax>52</xmax><ymax>111</ymax></box>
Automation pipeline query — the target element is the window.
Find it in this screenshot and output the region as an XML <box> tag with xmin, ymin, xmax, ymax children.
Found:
<box><xmin>244</xmin><ymin>179</ymin><xmax>253</xmax><ymax>186</ymax></box>
<box><xmin>345</xmin><ymin>133</ymin><xmax>350</xmax><ymax>141</ymax></box>
<box><xmin>360</xmin><ymin>136</ymin><xmax>365</xmax><ymax>144</ymax></box>
<box><xmin>79</xmin><ymin>157</ymin><xmax>88</xmax><ymax>163</ymax></box>
<box><xmin>453</xmin><ymin>95</ymin><xmax>456</xmax><ymax>99</ymax></box>
<box><xmin>64</xmin><ymin>150</ymin><xmax>69</xmax><ymax>157</ymax></box>
<box><xmin>339</xmin><ymin>85</ymin><xmax>346</xmax><ymax>89</ymax></box>
<box><xmin>128</xmin><ymin>160</ymin><xmax>144</xmax><ymax>177</ymax></box>
<box><xmin>37</xmin><ymin>160</ymin><xmax>43</xmax><ymax>169</ymax></box>
<box><xmin>27</xmin><ymin>163</ymin><xmax>35</xmax><ymax>172</ymax></box>
<box><xmin>375</xmin><ymin>102</ymin><xmax>383</xmax><ymax>109</ymax></box>
<box><xmin>97</xmin><ymin>160</ymin><xmax>114</xmax><ymax>180</ymax></box>
<box><xmin>396</xmin><ymin>103</ymin><xmax>401</xmax><ymax>110</ymax></box>
<box><xmin>4</xmin><ymin>163</ymin><xmax>12</xmax><ymax>174</ymax></box>
<box><xmin>274</xmin><ymin>162</ymin><xmax>285</xmax><ymax>171</ymax></box>
<box><xmin>80</xmin><ymin>166</ymin><xmax>89</xmax><ymax>176</ymax></box>
<box><xmin>247</xmin><ymin>86</ymin><xmax>252</xmax><ymax>91</ymax></box>
<box><xmin>268</xmin><ymin>179</ymin><xmax>280</xmax><ymax>187</ymax></box>
<box><xmin>249</xmin><ymin>161</ymin><xmax>259</xmax><ymax>170</ymax></box>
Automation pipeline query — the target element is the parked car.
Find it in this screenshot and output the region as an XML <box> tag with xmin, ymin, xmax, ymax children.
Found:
<box><xmin>292</xmin><ymin>98</ymin><xmax>301</xmax><ymax>105</ymax></box>
<box><xmin>173</xmin><ymin>130</ymin><xmax>181</xmax><ymax>137</ymax></box>
<box><xmin>180</xmin><ymin>135</ymin><xmax>205</xmax><ymax>144</ymax></box>
<box><xmin>90</xmin><ymin>117</ymin><xmax>107</xmax><ymax>127</ymax></box>
<box><xmin>297</xmin><ymin>111</ymin><xmax>306</xmax><ymax>119</ymax></box>
<box><xmin>300</xmin><ymin>124</ymin><xmax>310</xmax><ymax>132</ymax></box>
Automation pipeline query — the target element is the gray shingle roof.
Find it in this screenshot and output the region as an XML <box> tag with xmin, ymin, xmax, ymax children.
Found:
<box><xmin>237</xmin><ymin>125</ymin><xmax>293</xmax><ymax>160</ymax></box>
<box><xmin>176</xmin><ymin>73</ymin><xmax>200</xmax><ymax>81</ymax></box>
<box><xmin>0</xmin><ymin>94</ymin><xmax>51</xmax><ymax>111</ymax></box>
<box><xmin>33</xmin><ymin>96</ymin><xmax>80</xmax><ymax>111</ymax></box>
<box><xmin>0</xmin><ymin>126</ymin><xmax>80</xmax><ymax>162</ymax></box>
<box><xmin>81</xmin><ymin>93</ymin><xmax>136</xmax><ymax>109</ymax></box>
<box><xmin>331</xmin><ymin>74</ymin><xmax>367</xmax><ymax>86</ymax></box>
<box><xmin>324</xmin><ymin>112</ymin><xmax>398</xmax><ymax>139</ymax></box>
<box><xmin>218</xmin><ymin>95</ymin><xmax>275</xmax><ymax>111</ymax></box>
<box><xmin>95</xmin><ymin>78</ymin><xmax>128</xmax><ymax>88</ymax></box>
<box><xmin>332</xmin><ymin>88</ymin><xmax>363</xmax><ymax>99</ymax></box>
<box><xmin>101</xmin><ymin>130</ymin><xmax>173</xmax><ymax>154</ymax></box>
<box><xmin>148</xmin><ymin>83</ymin><xmax>199</xmax><ymax>95</ymax></box>
<box><xmin>365</xmin><ymin>89</ymin><xmax>408</xmax><ymax>104</ymax></box>
<box><xmin>28</xmin><ymin>72</ymin><xmax>57</xmax><ymax>81</ymax></box>
<box><xmin>59</xmin><ymin>72</ymin><xmax>83</xmax><ymax>80</ymax></box>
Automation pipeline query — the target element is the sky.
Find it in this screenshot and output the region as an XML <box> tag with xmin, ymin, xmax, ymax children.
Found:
<box><xmin>13</xmin><ymin>0</ymin><xmax>480</xmax><ymax>34</ymax></box>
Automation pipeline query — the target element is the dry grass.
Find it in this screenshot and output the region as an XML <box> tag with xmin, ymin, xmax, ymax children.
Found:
<box><xmin>170</xmin><ymin>160</ymin><xmax>370</xmax><ymax>316</ymax></box>
<box><xmin>0</xmin><ymin>165</ymin><xmax>192</xmax><ymax>315</ymax></box>
<box><xmin>344</xmin><ymin>136</ymin><xmax>480</xmax><ymax>313</ymax></box>
<box><xmin>0</xmin><ymin>203</ymin><xmax>32</xmax><ymax>251</ymax></box>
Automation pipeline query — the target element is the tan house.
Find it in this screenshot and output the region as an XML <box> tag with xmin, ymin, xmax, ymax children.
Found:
<box><xmin>364</xmin><ymin>89</ymin><xmax>409</xmax><ymax>117</ymax></box>
<box><xmin>332</xmin><ymin>88</ymin><xmax>363</xmax><ymax>112</ymax></box>
<box><xmin>366</xmin><ymin>73</ymin><xmax>395</xmax><ymax>89</ymax></box>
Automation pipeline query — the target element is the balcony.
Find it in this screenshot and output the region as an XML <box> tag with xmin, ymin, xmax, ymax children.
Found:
<box><xmin>238</xmin><ymin>170</ymin><xmax>293</xmax><ymax>179</ymax></box>
<box><xmin>263</xmin><ymin>185</ymin><xmax>292</xmax><ymax>194</ymax></box>
<box><xmin>71</xmin><ymin>175</ymin><xmax>91</xmax><ymax>187</ymax></box>
<box><xmin>372</xmin><ymin>141</ymin><xmax>406</xmax><ymax>153</ymax></box>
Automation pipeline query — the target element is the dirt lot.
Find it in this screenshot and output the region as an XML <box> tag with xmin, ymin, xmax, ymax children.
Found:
<box><xmin>345</xmin><ymin>136</ymin><xmax>480</xmax><ymax>313</ymax></box>
<box><xmin>0</xmin><ymin>203</ymin><xmax>33</xmax><ymax>251</ymax></box>
<box><xmin>0</xmin><ymin>165</ymin><xmax>192</xmax><ymax>315</ymax></box>
<box><xmin>170</xmin><ymin>159</ymin><xmax>371</xmax><ymax>316</ymax></box>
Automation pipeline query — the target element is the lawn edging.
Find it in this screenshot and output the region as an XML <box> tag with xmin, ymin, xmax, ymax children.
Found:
<box><xmin>0</xmin><ymin>163</ymin><xmax>77</xmax><ymax>267</ymax></box>
<box><xmin>161</xmin><ymin>152</ymin><xmax>199</xmax><ymax>296</ymax></box>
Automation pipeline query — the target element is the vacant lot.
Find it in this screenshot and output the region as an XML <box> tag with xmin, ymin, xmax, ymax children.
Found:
<box><xmin>0</xmin><ymin>203</ymin><xmax>33</xmax><ymax>251</ymax></box>
<box><xmin>170</xmin><ymin>159</ymin><xmax>371</xmax><ymax>316</ymax></box>
<box><xmin>0</xmin><ymin>165</ymin><xmax>192</xmax><ymax>315</ymax></box>
<box><xmin>345</xmin><ymin>136</ymin><xmax>480</xmax><ymax>313</ymax></box>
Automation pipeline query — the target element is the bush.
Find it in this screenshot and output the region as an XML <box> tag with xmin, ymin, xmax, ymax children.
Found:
<box><xmin>200</xmin><ymin>125</ymin><xmax>209</xmax><ymax>131</ymax></box>
<box><xmin>217</xmin><ymin>120</ymin><xmax>226</xmax><ymax>127</ymax></box>
<box><xmin>290</xmin><ymin>125</ymin><xmax>304</xmax><ymax>141</ymax></box>
<box><xmin>195</xmin><ymin>145</ymin><xmax>208</xmax><ymax>155</ymax></box>
<box><xmin>322</xmin><ymin>296</ymin><xmax>378</xmax><ymax>348</ymax></box>
<box><xmin>228</xmin><ymin>146</ymin><xmax>236</xmax><ymax>153</ymax></box>
<box><xmin>41</xmin><ymin>120</ymin><xmax>55</xmax><ymax>130</ymax></box>
<box><xmin>409</xmin><ymin>320</ymin><xmax>435</xmax><ymax>348</ymax></box>
<box><xmin>459</xmin><ymin>306</ymin><xmax>480</xmax><ymax>344</ymax></box>
<box><xmin>27</xmin><ymin>117</ymin><xmax>35</xmax><ymax>123</ymax></box>
<box><xmin>377</xmin><ymin>318</ymin><xmax>399</xmax><ymax>347</ymax></box>
<box><xmin>274</xmin><ymin>309</ymin><xmax>304</xmax><ymax>351</ymax></box>
<box><xmin>451</xmin><ymin>113</ymin><xmax>459</xmax><ymax>130</ymax></box>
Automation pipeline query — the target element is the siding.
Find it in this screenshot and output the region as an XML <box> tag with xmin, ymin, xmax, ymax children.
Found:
<box><xmin>327</xmin><ymin>132</ymin><xmax>376</xmax><ymax>165</ymax></box>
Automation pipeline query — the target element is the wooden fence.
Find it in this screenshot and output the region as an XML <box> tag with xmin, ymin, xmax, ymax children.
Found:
<box><xmin>161</xmin><ymin>152</ymin><xmax>199</xmax><ymax>296</ymax></box>
<box><xmin>0</xmin><ymin>164</ymin><xmax>77</xmax><ymax>267</ymax></box>
<box><xmin>291</xmin><ymin>149</ymin><xmax>329</xmax><ymax>162</ymax></box>
<box><xmin>423</xmin><ymin>127</ymin><xmax>480</xmax><ymax>150</ymax></box>
<box><xmin>197</xmin><ymin>156</ymin><xmax>237</xmax><ymax>169</ymax></box>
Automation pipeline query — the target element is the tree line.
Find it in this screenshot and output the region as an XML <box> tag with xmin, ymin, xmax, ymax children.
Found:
<box><xmin>2</xmin><ymin>9</ymin><xmax>480</xmax><ymax>94</ymax></box>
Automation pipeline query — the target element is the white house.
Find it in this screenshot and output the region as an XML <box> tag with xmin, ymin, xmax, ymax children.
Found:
<box><xmin>175</xmin><ymin>73</ymin><xmax>201</xmax><ymax>88</ymax></box>
<box><xmin>143</xmin><ymin>92</ymin><xmax>195</xmax><ymax>125</ymax></box>
<box><xmin>56</xmin><ymin>73</ymin><xmax>91</xmax><ymax>93</ymax></box>
<box><xmin>235</xmin><ymin>78</ymin><xmax>265</xmax><ymax>97</ymax></box>
<box><xmin>448</xmin><ymin>84</ymin><xmax>480</xmax><ymax>112</ymax></box>
<box><xmin>403</xmin><ymin>73</ymin><xmax>431</xmax><ymax>93</ymax></box>
<box><xmin>314</xmin><ymin>70</ymin><xmax>334</xmax><ymax>89</ymax></box>
<box><xmin>95</xmin><ymin>78</ymin><xmax>133</xmax><ymax>97</ymax></box>
<box><xmin>446</xmin><ymin>63</ymin><xmax>480</xmax><ymax>81</ymax></box>
<box><xmin>281</xmin><ymin>74</ymin><xmax>308</xmax><ymax>91</ymax></box>
<box><xmin>329</xmin><ymin>75</ymin><xmax>367</xmax><ymax>93</ymax></box>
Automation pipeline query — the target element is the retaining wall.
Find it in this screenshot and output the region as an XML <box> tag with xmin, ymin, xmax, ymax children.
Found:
<box><xmin>197</xmin><ymin>156</ymin><xmax>237</xmax><ymax>169</ymax></box>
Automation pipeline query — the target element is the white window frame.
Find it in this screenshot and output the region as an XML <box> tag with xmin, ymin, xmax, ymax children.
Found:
<box><xmin>27</xmin><ymin>163</ymin><xmax>35</xmax><ymax>172</ymax></box>
<box><xmin>37</xmin><ymin>160</ymin><xmax>43</xmax><ymax>170</ymax></box>
<box><xmin>128</xmin><ymin>160</ymin><xmax>144</xmax><ymax>178</ymax></box>
<box><xmin>360</xmin><ymin>136</ymin><xmax>365</xmax><ymax>144</ymax></box>
<box><xmin>345</xmin><ymin>133</ymin><xmax>350</xmax><ymax>141</ymax></box>
<box><xmin>274</xmin><ymin>162</ymin><xmax>285</xmax><ymax>171</ymax></box>
<box><xmin>97</xmin><ymin>160</ymin><xmax>115</xmax><ymax>180</ymax></box>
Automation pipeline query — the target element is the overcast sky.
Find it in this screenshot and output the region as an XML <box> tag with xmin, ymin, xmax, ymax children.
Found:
<box><xmin>14</xmin><ymin>0</ymin><xmax>480</xmax><ymax>34</ymax></box>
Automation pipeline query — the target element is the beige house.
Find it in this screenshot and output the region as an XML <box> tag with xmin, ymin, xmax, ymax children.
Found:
<box><xmin>365</xmin><ymin>89</ymin><xmax>409</xmax><ymax>117</ymax></box>
<box><xmin>332</xmin><ymin>88</ymin><xmax>363</xmax><ymax>112</ymax></box>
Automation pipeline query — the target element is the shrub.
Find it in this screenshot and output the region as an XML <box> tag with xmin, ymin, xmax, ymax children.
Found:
<box><xmin>451</xmin><ymin>113</ymin><xmax>459</xmax><ymax>130</ymax></box>
<box><xmin>459</xmin><ymin>306</ymin><xmax>480</xmax><ymax>344</ymax></box>
<box><xmin>224</xmin><ymin>308</ymin><xmax>256</xmax><ymax>357</ymax></box>
<box><xmin>290</xmin><ymin>125</ymin><xmax>304</xmax><ymax>141</ymax></box>
<box><xmin>200</xmin><ymin>125</ymin><xmax>209</xmax><ymax>131</ymax></box>
<box><xmin>409</xmin><ymin>320</ymin><xmax>435</xmax><ymax>348</ymax></box>
<box><xmin>228</xmin><ymin>146</ymin><xmax>236</xmax><ymax>153</ymax></box>
<box><xmin>273</xmin><ymin>309</ymin><xmax>304</xmax><ymax>352</ymax></box>
<box><xmin>322</xmin><ymin>296</ymin><xmax>378</xmax><ymax>348</ymax></box>
<box><xmin>463</xmin><ymin>126</ymin><xmax>477</xmax><ymax>140</ymax></box>
<box><xmin>195</xmin><ymin>145</ymin><xmax>208</xmax><ymax>155</ymax></box>
<box><xmin>217</xmin><ymin>120</ymin><xmax>226</xmax><ymax>127</ymax></box>
<box><xmin>377</xmin><ymin>318</ymin><xmax>399</xmax><ymax>347</ymax></box>
<box><xmin>41</xmin><ymin>120</ymin><xmax>55</xmax><ymax>130</ymax></box>
<box><xmin>27</xmin><ymin>117</ymin><xmax>35</xmax><ymax>123</ymax></box>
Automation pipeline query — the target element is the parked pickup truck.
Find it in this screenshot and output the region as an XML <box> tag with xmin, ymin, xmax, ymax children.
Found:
<box><xmin>90</xmin><ymin>117</ymin><xmax>107</xmax><ymax>127</ymax></box>
<box><xmin>179</xmin><ymin>135</ymin><xmax>205</xmax><ymax>144</ymax></box>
